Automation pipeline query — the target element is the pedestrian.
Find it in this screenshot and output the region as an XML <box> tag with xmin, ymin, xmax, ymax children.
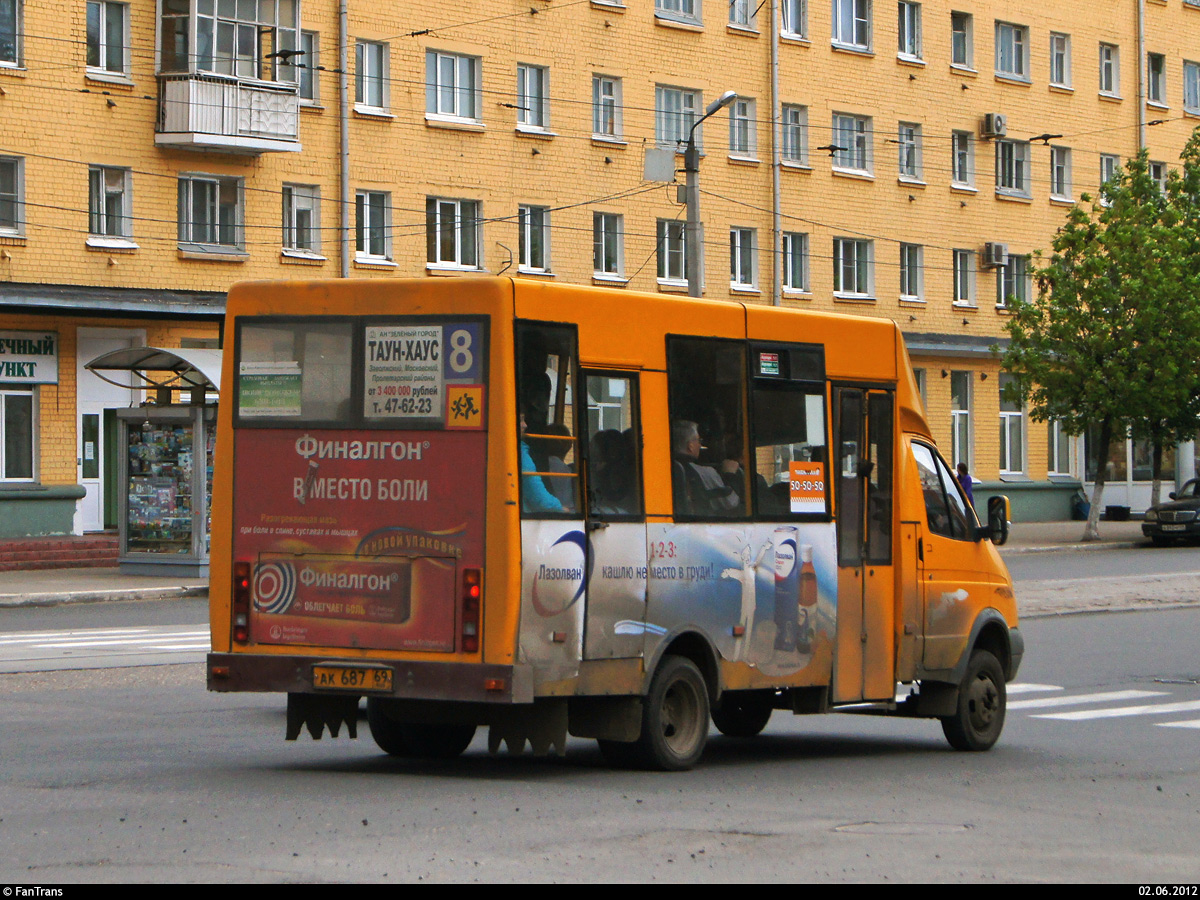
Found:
<box><xmin>956</xmin><ymin>461</ymin><xmax>975</xmax><ymax>508</ymax></box>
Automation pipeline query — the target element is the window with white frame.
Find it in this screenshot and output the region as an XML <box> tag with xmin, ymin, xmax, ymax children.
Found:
<box><xmin>999</xmin><ymin>373</ymin><xmax>1024</xmax><ymax>474</ymax></box>
<box><xmin>517</xmin><ymin>64</ymin><xmax>549</xmax><ymax>130</ymax></box>
<box><xmin>897</xmin><ymin>122</ymin><xmax>921</xmax><ymax>180</ymax></box>
<box><xmin>178</xmin><ymin>175</ymin><xmax>242</xmax><ymax>251</ymax></box>
<box><xmin>657</xmin><ymin>219</ymin><xmax>687</xmax><ymax>283</ymax></box>
<box><xmin>730</xmin><ymin>228</ymin><xmax>756</xmax><ymax>289</ymax></box>
<box><xmin>832</xmin><ymin>113</ymin><xmax>871</xmax><ymax>173</ymax></box>
<box><xmin>656</xmin><ymin>86</ymin><xmax>699</xmax><ymax>148</ymax></box>
<box><xmin>298</xmin><ymin>31</ymin><xmax>319</xmax><ymax>102</ymax></box>
<box><xmin>1050</xmin><ymin>146</ymin><xmax>1072</xmax><ymax>199</ymax></box>
<box><xmin>0</xmin><ymin>387</ymin><xmax>33</xmax><ymax>481</ymax></box>
<box><xmin>176</xmin><ymin>0</ymin><xmax>298</xmax><ymax>79</ymax></box>
<box><xmin>356</xmin><ymin>41</ymin><xmax>388</xmax><ymax>111</ymax></box>
<box><xmin>951</xmin><ymin>130</ymin><xmax>974</xmax><ymax>186</ymax></box>
<box><xmin>1049</xmin><ymin>32</ymin><xmax>1071</xmax><ymax>87</ymax></box>
<box><xmin>283</xmin><ymin>184</ymin><xmax>320</xmax><ymax>254</ymax></box>
<box><xmin>833</xmin><ymin>237</ymin><xmax>873</xmax><ymax>296</ymax></box>
<box><xmin>995</xmin><ymin>139</ymin><xmax>1031</xmax><ymax>197</ymax></box>
<box><xmin>593</xmin><ymin>212</ymin><xmax>623</xmax><ymax>277</ymax></box>
<box><xmin>1149</xmin><ymin>160</ymin><xmax>1168</xmax><ymax>192</ymax></box>
<box><xmin>1099</xmin><ymin>43</ymin><xmax>1119</xmax><ymax>96</ymax></box>
<box><xmin>899</xmin><ymin>243</ymin><xmax>923</xmax><ymax>300</ymax></box>
<box><xmin>781</xmin><ymin>104</ymin><xmax>808</xmax><ymax>164</ymax></box>
<box><xmin>425</xmin><ymin>50</ymin><xmax>480</xmax><ymax>121</ymax></box>
<box><xmin>1147</xmin><ymin>52</ymin><xmax>1166</xmax><ymax>105</ymax></box>
<box><xmin>356</xmin><ymin>190</ymin><xmax>391</xmax><ymax>261</ymax></box>
<box><xmin>1185</xmin><ymin>61</ymin><xmax>1200</xmax><ymax>113</ymax></box>
<box><xmin>1048</xmin><ymin>419</ymin><xmax>1072</xmax><ymax>475</ymax></box>
<box><xmin>0</xmin><ymin>0</ymin><xmax>21</xmax><ymax>66</ymax></box>
<box><xmin>953</xmin><ymin>249</ymin><xmax>976</xmax><ymax>305</ymax></box>
<box><xmin>656</xmin><ymin>0</ymin><xmax>701</xmax><ymax>26</ymax></box>
<box><xmin>1100</xmin><ymin>153</ymin><xmax>1121</xmax><ymax>193</ymax></box>
<box><xmin>832</xmin><ymin>0</ymin><xmax>871</xmax><ymax>51</ymax></box>
<box><xmin>913</xmin><ymin>367</ymin><xmax>927</xmax><ymax>408</ymax></box>
<box><xmin>593</xmin><ymin>75</ymin><xmax>621</xmax><ymax>138</ymax></box>
<box><xmin>88</xmin><ymin>166</ymin><xmax>131</xmax><ymax>238</ymax></box>
<box><xmin>950</xmin><ymin>11</ymin><xmax>972</xmax><ymax>68</ymax></box>
<box><xmin>996</xmin><ymin>254</ymin><xmax>1030</xmax><ymax>307</ymax></box>
<box><xmin>87</xmin><ymin>2</ymin><xmax>127</xmax><ymax>76</ymax></box>
<box><xmin>426</xmin><ymin>198</ymin><xmax>480</xmax><ymax>269</ymax></box>
<box><xmin>950</xmin><ymin>370</ymin><xmax>971</xmax><ymax>467</ymax></box>
<box><xmin>0</xmin><ymin>157</ymin><xmax>20</xmax><ymax>235</ymax></box>
<box><xmin>729</xmin><ymin>0</ymin><xmax>753</xmax><ymax>27</ymax></box>
<box><xmin>897</xmin><ymin>2</ymin><xmax>921</xmax><ymax>60</ymax></box>
<box><xmin>518</xmin><ymin>205</ymin><xmax>550</xmax><ymax>273</ymax></box>
<box><xmin>781</xmin><ymin>0</ymin><xmax>807</xmax><ymax>38</ymax></box>
<box><xmin>729</xmin><ymin>97</ymin><xmax>755</xmax><ymax>157</ymax></box>
<box><xmin>783</xmin><ymin>232</ymin><xmax>809</xmax><ymax>291</ymax></box>
<box><xmin>995</xmin><ymin>21</ymin><xmax>1028</xmax><ymax>80</ymax></box>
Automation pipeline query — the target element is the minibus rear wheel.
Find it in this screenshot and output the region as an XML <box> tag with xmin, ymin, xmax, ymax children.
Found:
<box><xmin>634</xmin><ymin>655</ymin><xmax>710</xmax><ymax>770</ymax></box>
<box><xmin>941</xmin><ymin>650</ymin><xmax>1006</xmax><ymax>751</ymax></box>
<box><xmin>366</xmin><ymin>698</ymin><xmax>477</xmax><ymax>759</ymax></box>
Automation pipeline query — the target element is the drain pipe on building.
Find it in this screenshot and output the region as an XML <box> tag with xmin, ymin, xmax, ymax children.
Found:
<box><xmin>771</xmin><ymin>0</ymin><xmax>782</xmax><ymax>306</ymax></box>
<box><xmin>340</xmin><ymin>0</ymin><xmax>351</xmax><ymax>278</ymax></box>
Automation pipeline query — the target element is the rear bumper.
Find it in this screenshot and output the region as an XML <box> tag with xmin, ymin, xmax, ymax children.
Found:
<box><xmin>207</xmin><ymin>652</ymin><xmax>535</xmax><ymax>703</ymax></box>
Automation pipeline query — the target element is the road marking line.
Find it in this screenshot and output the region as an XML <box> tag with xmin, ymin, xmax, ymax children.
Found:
<box><xmin>1009</xmin><ymin>690</ymin><xmax>1167</xmax><ymax>710</ymax></box>
<box><xmin>0</xmin><ymin>628</ymin><xmax>158</xmax><ymax>643</ymax></box>
<box><xmin>1007</xmin><ymin>683</ymin><xmax>1065</xmax><ymax>695</ymax></box>
<box><xmin>1157</xmin><ymin>720</ymin><xmax>1200</xmax><ymax>729</ymax></box>
<box><xmin>1034</xmin><ymin>699</ymin><xmax>1200</xmax><ymax>720</ymax></box>
<box><xmin>38</xmin><ymin>634</ymin><xmax>210</xmax><ymax>649</ymax></box>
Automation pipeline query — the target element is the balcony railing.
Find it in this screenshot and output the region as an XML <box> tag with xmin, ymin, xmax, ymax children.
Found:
<box><xmin>156</xmin><ymin>73</ymin><xmax>300</xmax><ymax>154</ymax></box>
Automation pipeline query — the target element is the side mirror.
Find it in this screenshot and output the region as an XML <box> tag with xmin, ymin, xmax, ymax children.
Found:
<box><xmin>985</xmin><ymin>495</ymin><xmax>1010</xmax><ymax>545</ymax></box>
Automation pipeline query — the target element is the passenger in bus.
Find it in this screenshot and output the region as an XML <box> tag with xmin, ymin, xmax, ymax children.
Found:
<box><xmin>588</xmin><ymin>429</ymin><xmax>637</xmax><ymax>515</ymax></box>
<box><xmin>519</xmin><ymin>411</ymin><xmax>564</xmax><ymax>514</ymax></box>
<box><xmin>529</xmin><ymin>423</ymin><xmax>576</xmax><ymax>511</ymax></box>
<box><xmin>672</xmin><ymin>420</ymin><xmax>740</xmax><ymax>516</ymax></box>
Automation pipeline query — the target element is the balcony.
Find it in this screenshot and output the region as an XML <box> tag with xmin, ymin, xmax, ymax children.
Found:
<box><xmin>156</xmin><ymin>73</ymin><xmax>301</xmax><ymax>155</ymax></box>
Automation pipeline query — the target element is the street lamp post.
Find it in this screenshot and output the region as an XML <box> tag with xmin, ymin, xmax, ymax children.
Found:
<box><xmin>684</xmin><ymin>90</ymin><xmax>737</xmax><ymax>298</ymax></box>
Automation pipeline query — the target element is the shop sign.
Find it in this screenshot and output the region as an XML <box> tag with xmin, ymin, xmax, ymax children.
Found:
<box><xmin>0</xmin><ymin>331</ymin><xmax>58</xmax><ymax>384</ymax></box>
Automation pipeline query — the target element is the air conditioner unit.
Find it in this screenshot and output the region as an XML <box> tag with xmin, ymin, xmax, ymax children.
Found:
<box><xmin>983</xmin><ymin>242</ymin><xmax>1010</xmax><ymax>268</ymax></box>
<box><xmin>980</xmin><ymin>113</ymin><xmax>1007</xmax><ymax>138</ymax></box>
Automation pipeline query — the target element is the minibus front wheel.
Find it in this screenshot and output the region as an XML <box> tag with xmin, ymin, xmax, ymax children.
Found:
<box><xmin>940</xmin><ymin>650</ymin><xmax>1006</xmax><ymax>751</ymax></box>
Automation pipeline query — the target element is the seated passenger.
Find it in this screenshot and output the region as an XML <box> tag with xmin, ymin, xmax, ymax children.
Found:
<box><xmin>520</xmin><ymin>410</ymin><xmax>564</xmax><ymax>514</ymax></box>
<box><xmin>672</xmin><ymin>420</ymin><xmax>740</xmax><ymax>516</ymax></box>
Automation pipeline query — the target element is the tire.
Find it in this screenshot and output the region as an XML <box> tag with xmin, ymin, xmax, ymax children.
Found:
<box><xmin>940</xmin><ymin>650</ymin><xmax>1006</xmax><ymax>752</ymax></box>
<box><xmin>366</xmin><ymin>698</ymin><xmax>476</xmax><ymax>759</ymax></box>
<box><xmin>711</xmin><ymin>691</ymin><xmax>773</xmax><ymax>738</ymax></box>
<box><xmin>630</xmin><ymin>655</ymin><xmax>710</xmax><ymax>771</ymax></box>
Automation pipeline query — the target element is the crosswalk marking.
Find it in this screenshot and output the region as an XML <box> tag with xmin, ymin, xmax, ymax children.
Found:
<box><xmin>1007</xmin><ymin>683</ymin><xmax>1064</xmax><ymax>695</ymax></box>
<box><xmin>1033</xmin><ymin>699</ymin><xmax>1200</xmax><ymax>721</ymax></box>
<box><xmin>0</xmin><ymin>625</ymin><xmax>210</xmax><ymax>672</ymax></box>
<box><xmin>1008</xmin><ymin>689</ymin><xmax>1167</xmax><ymax>710</ymax></box>
<box><xmin>1158</xmin><ymin>720</ymin><xmax>1200</xmax><ymax>729</ymax></box>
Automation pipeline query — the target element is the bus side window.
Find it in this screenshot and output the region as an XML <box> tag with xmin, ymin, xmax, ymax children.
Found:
<box><xmin>912</xmin><ymin>442</ymin><xmax>973</xmax><ymax>540</ymax></box>
<box><xmin>750</xmin><ymin>385</ymin><xmax>828</xmax><ymax>517</ymax></box>
<box><xmin>583</xmin><ymin>373</ymin><xmax>643</xmax><ymax>518</ymax></box>
<box><xmin>516</xmin><ymin>322</ymin><xmax>581</xmax><ymax>517</ymax></box>
<box><xmin>667</xmin><ymin>338</ymin><xmax>748</xmax><ymax>519</ymax></box>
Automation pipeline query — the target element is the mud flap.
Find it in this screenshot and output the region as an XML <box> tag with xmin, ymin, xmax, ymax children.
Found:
<box><xmin>286</xmin><ymin>692</ymin><xmax>360</xmax><ymax>740</ymax></box>
<box><xmin>487</xmin><ymin>698</ymin><xmax>568</xmax><ymax>757</ymax></box>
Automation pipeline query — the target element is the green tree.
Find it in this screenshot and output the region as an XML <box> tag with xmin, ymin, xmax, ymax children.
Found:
<box><xmin>999</xmin><ymin>147</ymin><xmax>1200</xmax><ymax>540</ymax></box>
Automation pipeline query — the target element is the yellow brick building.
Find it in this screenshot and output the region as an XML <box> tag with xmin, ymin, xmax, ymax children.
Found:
<box><xmin>1</xmin><ymin>0</ymin><xmax>1197</xmax><ymax>534</ymax></box>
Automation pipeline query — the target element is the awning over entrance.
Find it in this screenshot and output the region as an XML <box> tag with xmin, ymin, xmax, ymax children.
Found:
<box><xmin>84</xmin><ymin>346</ymin><xmax>222</xmax><ymax>393</ymax></box>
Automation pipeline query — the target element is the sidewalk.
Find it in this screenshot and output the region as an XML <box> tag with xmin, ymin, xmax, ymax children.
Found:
<box><xmin>0</xmin><ymin>520</ymin><xmax>1162</xmax><ymax>610</ymax></box>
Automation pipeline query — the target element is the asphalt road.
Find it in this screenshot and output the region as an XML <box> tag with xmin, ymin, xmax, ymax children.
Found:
<box><xmin>0</xmin><ymin>608</ymin><xmax>1196</xmax><ymax>883</ymax></box>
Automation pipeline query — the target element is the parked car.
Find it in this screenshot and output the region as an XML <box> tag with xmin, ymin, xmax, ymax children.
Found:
<box><xmin>1142</xmin><ymin>479</ymin><xmax>1200</xmax><ymax>545</ymax></box>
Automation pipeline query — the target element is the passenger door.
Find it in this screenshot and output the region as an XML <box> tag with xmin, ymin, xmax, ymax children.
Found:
<box><xmin>833</xmin><ymin>386</ymin><xmax>896</xmax><ymax>702</ymax></box>
<box><xmin>581</xmin><ymin>371</ymin><xmax>647</xmax><ymax>660</ymax></box>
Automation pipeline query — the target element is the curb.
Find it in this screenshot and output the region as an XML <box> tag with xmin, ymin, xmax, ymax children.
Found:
<box><xmin>1000</xmin><ymin>540</ymin><xmax>1144</xmax><ymax>555</ymax></box>
<box><xmin>0</xmin><ymin>586</ymin><xmax>208</xmax><ymax>609</ymax></box>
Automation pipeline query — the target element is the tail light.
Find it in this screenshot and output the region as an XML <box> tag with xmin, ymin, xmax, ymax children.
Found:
<box><xmin>232</xmin><ymin>560</ymin><xmax>252</xmax><ymax>643</ymax></box>
<box><xmin>461</xmin><ymin>567</ymin><xmax>482</xmax><ymax>654</ymax></box>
